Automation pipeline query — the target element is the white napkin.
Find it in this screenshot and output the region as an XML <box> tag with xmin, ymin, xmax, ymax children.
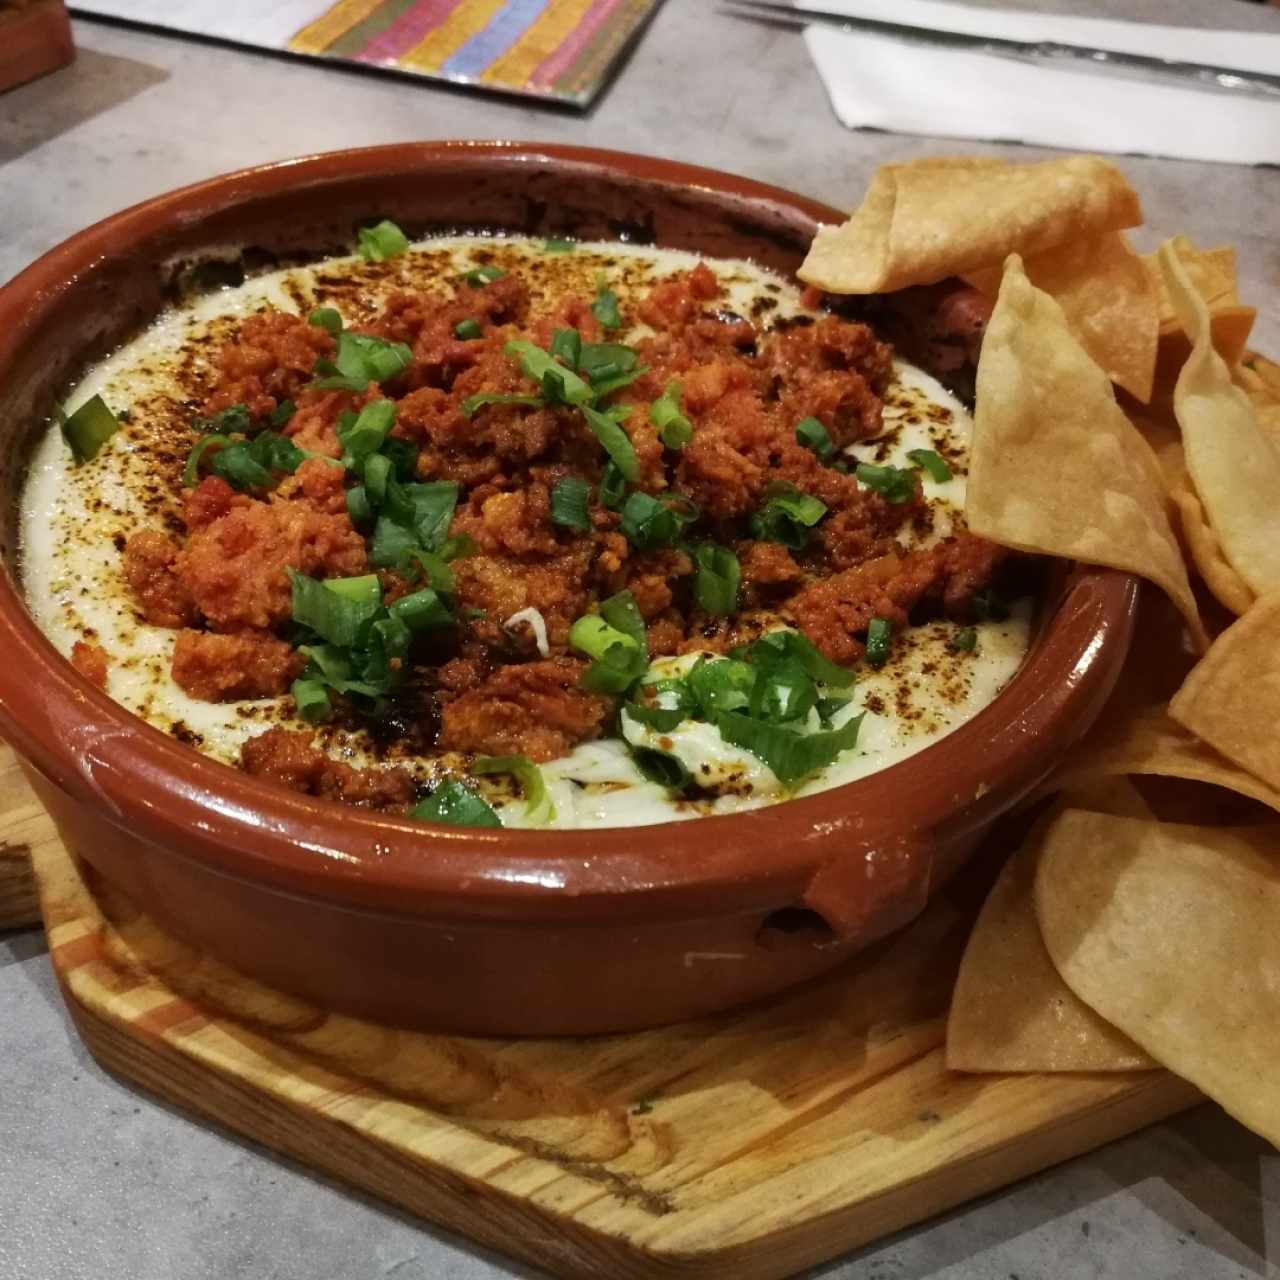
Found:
<box><xmin>801</xmin><ymin>0</ymin><xmax>1280</xmax><ymax>165</ymax></box>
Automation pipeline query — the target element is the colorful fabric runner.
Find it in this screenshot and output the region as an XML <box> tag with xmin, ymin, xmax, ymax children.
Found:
<box><xmin>70</xmin><ymin>0</ymin><xmax>662</xmax><ymax>106</ymax></box>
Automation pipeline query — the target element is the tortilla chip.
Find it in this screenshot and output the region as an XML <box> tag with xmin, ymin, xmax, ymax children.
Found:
<box><xmin>1144</xmin><ymin>236</ymin><xmax>1241</xmax><ymax>325</ymax></box>
<box><xmin>1159</xmin><ymin>243</ymin><xmax>1280</xmax><ymax>598</ymax></box>
<box><xmin>948</xmin><ymin>794</ymin><xmax>1155</xmax><ymax>1074</ymax></box>
<box><xmin>1036</xmin><ymin>813</ymin><xmax>1280</xmax><ymax>1147</ymax></box>
<box><xmin>1169</xmin><ymin>595</ymin><xmax>1280</xmax><ymax>794</ymax></box>
<box><xmin>966</xmin><ymin>232</ymin><xmax>1157</xmax><ymax>403</ymax></box>
<box><xmin>800</xmin><ymin>156</ymin><xmax>1141</xmax><ymax>295</ymax></box>
<box><xmin>1169</xmin><ymin>483</ymin><xmax>1255</xmax><ymax>617</ymax></box>
<box><xmin>968</xmin><ymin>255</ymin><xmax>1206</xmax><ymax>650</ymax></box>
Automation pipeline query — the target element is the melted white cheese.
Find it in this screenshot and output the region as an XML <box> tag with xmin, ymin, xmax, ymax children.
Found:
<box><xmin>20</xmin><ymin>236</ymin><xmax>1029</xmax><ymax>830</ymax></box>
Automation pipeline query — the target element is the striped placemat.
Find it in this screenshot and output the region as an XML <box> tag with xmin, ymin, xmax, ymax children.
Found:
<box><xmin>70</xmin><ymin>0</ymin><xmax>663</xmax><ymax>106</ymax></box>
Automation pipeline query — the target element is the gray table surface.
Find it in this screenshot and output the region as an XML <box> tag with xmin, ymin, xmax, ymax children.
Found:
<box><xmin>2</xmin><ymin>2</ymin><xmax>1279</xmax><ymax>1277</ymax></box>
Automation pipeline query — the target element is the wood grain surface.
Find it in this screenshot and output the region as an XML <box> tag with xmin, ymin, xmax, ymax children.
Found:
<box><xmin>0</xmin><ymin>744</ymin><xmax>47</xmax><ymax>930</ymax></box>
<box><xmin>32</xmin><ymin>827</ymin><xmax>1200</xmax><ymax>1280</ymax></box>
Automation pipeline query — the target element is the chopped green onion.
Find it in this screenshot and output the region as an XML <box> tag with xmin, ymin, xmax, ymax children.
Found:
<box><xmin>289</xmin><ymin>571</ymin><xmax>383</xmax><ymax>647</ymax></box>
<box><xmin>950</xmin><ymin>627</ymin><xmax>978</xmax><ymax>652</ymax></box>
<box><xmin>795</xmin><ymin>416</ymin><xmax>835</xmax><ymax>461</ymax></box>
<box><xmin>59</xmin><ymin>395</ymin><xmax>122</xmax><ymax>464</ymax></box>
<box><xmin>815</xmin><ymin>695</ymin><xmax>852</xmax><ymax>727</ymax></box>
<box><xmin>600</xmin><ymin>589</ymin><xmax>646</xmax><ymax>650</ymax></box>
<box><xmin>439</xmin><ymin>532</ymin><xmax>477</xmax><ymax>562</ymax></box>
<box><xmin>472</xmin><ymin>755</ymin><xmax>554</xmax><ymax>824</ymax></box>
<box><xmin>550</xmin><ymin>328</ymin><xmax>583</xmax><ymax>369</ymax></box>
<box><xmin>504</xmin><ymin>339</ymin><xmax>593</xmax><ymax>406</ymax></box>
<box><xmin>462</xmin><ymin>264</ymin><xmax>506</xmax><ymax>287</ymax></box>
<box><xmin>292</xmin><ymin>678</ymin><xmax>333</xmax><ymax>723</ymax></box>
<box><xmin>865</xmin><ymin>617</ymin><xmax>892</xmax><ymax>666</ymax></box>
<box><xmin>743</xmin><ymin>630</ymin><xmax>853</xmax><ymax>688</ymax></box>
<box><xmin>308</xmin><ymin>307</ymin><xmax>343</xmax><ymax>336</ymax></box>
<box><xmin>649</xmin><ymin>381</ymin><xmax>693</xmax><ymax>449</ymax></box>
<box><xmin>907</xmin><ymin>448</ymin><xmax>953</xmax><ymax>483</ymax></box>
<box><xmin>972</xmin><ymin>591</ymin><xmax>1010</xmax><ymax>623</ymax></box>
<box><xmin>692</xmin><ymin>543</ymin><xmax>740</xmax><ymax>616</ymax></box>
<box><xmin>577</xmin><ymin>343</ymin><xmax>645</xmax><ymax>397</ymax></box>
<box><xmin>403</xmin><ymin>548</ymin><xmax>456</xmax><ymax>594</ymax></box>
<box><xmin>542</xmin><ymin>238</ymin><xmax>575</xmax><ymax>253</ymax></box>
<box><xmin>551</xmin><ymin>476</ymin><xmax>592</xmax><ymax>533</ymax></box>
<box><xmin>618</xmin><ymin>491</ymin><xmax>698</xmax><ymax>551</ymax></box>
<box><xmin>748</xmin><ymin>662</ymin><xmax>817</xmax><ymax>725</ymax></box>
<box><xmin>713</xmin><ymin>710</ymin><xmax>865</xmax><ymax>786</ymax></box>
<box><xmin>347</xmin><ymin>485</ymin><xmax>372</xmax><ymax>525</ymax></box>
<box><xmin>338</xmin><ymin>399</ymin><xmax>396</xmax><ymax>464</ymax></box>
<box><xmin>622</xmin><ymin>701</ymin><xmax>688</xmax><ymax>734</ymax></box>
<box><xmin>454</xmin><ymin>318</ymin><xmax>483</xmax><ymax>340</ymax></box>
<box><xmin>412</xmin><ymin>779</ymin><xmax>502</xmax><ymax>827</ymax></box>
<box><xmin>183</xmin><ymin>433</ymin><xmax>233</xmax><ymax>487</ymax></box>
<box><xmin>312</xmin><ymin>332</ymin><xmax>412</xmax><ymax>392</ymax></box>
<box><xmin>270</xmin><ymin>399</ymin><xmax>297</xmax><ymax>427</ymax></box>
<box><xmin>749</xmin><ymin>486</ymin><xmax>827</xmax><ymax>550</ymax></box>
<box><xmin>630</xmin><ymin>746</ymin><xmax>691</xmax><ymax>790</ymax></box>
<box><xmin>460</xmin><ymin>392</ymin><xmax>542</xmax><ymax>418</ymax></box>
<box><xmin>582</xmin><ymin>405</ymin><xmax>640</xmax><ymax>482</ymax></box>
<box><xmin>592</xmin><ymin>277</ymin><xmax>623</xmax><ymax>330</ymax></box>
<box><xmin>389</xmin><ymin>587</ymin><xmax>453</xmax><ymax>632</ymax></box>
<box><xmin>369</xmin><ymin>514</ymin><xmax>416</xmax><ymax>568</ymax></box>
<box><xmin>363</xmin><ymin>452</ymin><xmax>392</xmax><ymax>507</ymax></box>
<box><xmin>570</xmin><ymin>590</ymin><xmax>648</xmax><ymax>695</ymax></box>
<box><xmin>358</xmin><ymin>220</ymin><xmax>410</xmax><ymax>262</ymax></box>
<box><xmin>688</xmin><ymin>658</ymin><xmax>755</xmax><ymax>716</ymax></box>
<box><xmin>599</xmin><ymin>461</ymin><xmax>628</xmax><ymax>511</ymax></box>
<box><xmin>856</xmin><ymin>463</ymin><xmax>917</xmax><ymax>505</ymax></box>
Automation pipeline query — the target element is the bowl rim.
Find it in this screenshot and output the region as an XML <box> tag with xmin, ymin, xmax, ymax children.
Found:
<box><xmin>0</xmin><ymin>140</ymin><xmax>1139</xmax><ymax>924</ymax></box>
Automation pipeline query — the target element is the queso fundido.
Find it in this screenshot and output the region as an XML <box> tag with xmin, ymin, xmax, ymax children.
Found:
<box><xmin>22</xmin><ymin>232</ymin><xmax>1030</xmax><ymax>829</ymax></box>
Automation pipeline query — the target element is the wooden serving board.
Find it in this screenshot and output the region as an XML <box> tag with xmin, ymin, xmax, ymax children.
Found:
<box><xmin>30</xmin><ymin>822</ymin><xmax>1201</xmax><ymax>1279</ymax></box>
<box><xmin>0</xmin><ymin>744</ymin><xmax>48</xmax><ymax>929</ymax></box>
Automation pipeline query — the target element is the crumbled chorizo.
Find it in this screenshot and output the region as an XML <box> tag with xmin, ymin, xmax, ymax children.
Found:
<box><xmin>171</xmin><ymin>630</ymin><xmax>302</xmax><ymax>701</ymax></box>
<box><xmin>439</xmin><ymin>659</ymin><xmax>611</xmax><ymax>761</ymax></box>
<box><xmin>123</xmin><ymin>530</ymin><xmax>197</xmax><ymax>628</ymax></box>
<box><xmin>207</xmin><ymin>308</ymin><xmax>334</xmax><ymax>420</ymax></box>
<box><xmin>240</xmin><ymin>727</ymin><xmax>415</xmax><ymax>810</ymax></box>
<box><xmin>71</xmin><ymin>640</ymin><xmax>109</xmax><ymax>689</ymax></box>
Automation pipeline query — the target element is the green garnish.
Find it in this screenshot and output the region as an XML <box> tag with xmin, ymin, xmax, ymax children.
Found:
<box><xmin>290</xmin><ymin>572</ymin><xmax>383</xmax><ymax>647</ymax></box>
<box><xmin>308</xmin><ymin>307</ymin><xmax>343</xmax><ymax>336</ymax></box>
<box><xmin>462</xmin><ymin>264</ymin><xmax>506</xmax><ymax>287</ymax></box>
<box><xmin>742</xmin><ymin>629</ymin><xmax>853</xmax><ymax>689</ymax></box>
<box><xmin>542</xmin><ymin>238</ymin><xmax>575</xmax><ymax>253</ymax></box>
<box><xmin>592</xmin><ymin>276</ymin><xmax>622</xmax><ymax>330</ymax></box>
<box><xmin>504</xmin><ymin>339</ymin><xmax>592</xmax><ymax>406</ymax></box>
<box><xmin>907</xmin><ymin>448</ymin><xmax>953</xmax><ymax>483</ymax></box>
<box><xmin>692</xmin><ymin>543</ymin><xmax>740</xmax><ymax>617</ymax></box>
<box><xmin>972</xmin><ymin>591</ymin><xmax>1010</xmax><ymax>623</ymax></box>
<box><xmin>472</xmin><ymin>755</ymin><xmax>554</xmax><ymax>824</ymax></box>
<box><xmin>460</xmin><ymin>392</ymin><xmax>542</xmax><ymax>418</ymax></box>
<box><xmin>599</xmin><ymin>461</ymin><xmax>628</xmax><ymax>511</ymax></box>
<box><xmin>630</xmin><ymin>746</ymin><xmax>691</xmax><ymax>790</ymax></box>
<box><xmin>337</xmin><ymin>399</ymin><xmax>396</xmax><ymax>465</ymax></box>
<box><xmin>795</xmin><ymin>417</ymin><xmax>835</xmax><ymax>461</ymax></box>
<box><xmin>412</xmin><ymin>779</ymin><xmax>502</xmax><ymax>827</ymax></box>
<box><xmin>550</xmin><ymin>476</ymin><xmax>592</xmax><ymax>533</ymax></box>
<box><xmin>649</xmin><ymin>381</ymin><xmax>693</xmax><ymax>449</ymax></box>
<box><xmin>856</xmin><ymin>463</ymin><xmax>917</xmax><ymax>505</ymax></box>
<box><xmin>291</xmin><ymin>678</ymin><xmax>332</xmax><ymax>724</ymax></box>
<box><xmin>59</xmin><ymin>395</ymin><xmax>122</xmax><ymax>464</ymax></box>
<box><xmin>454</xmin><ymin>318</ymin><xmax>483</xmax><ymax>340</ymax></box>
<box><xmin>582</xmin><ymin>405</ymin><xmax>640</xmax><ymax>482</ymax></box>
<box><xmin>357</xmin><ymin>220</ymin><xmax>410</xmax><ymax>262</ymax></box>
<box><xmin>865</xmin><ymin>617</ymin><xmax>892</xmax><ymax>666</ymax></box>
<box><xmin>312</xmin><ymin>332</ymin><xmax>412</xmax><ymax>393</ymax></box>
<box><xmin>569</xmin><ymin>590</ymin><xmax>648</xmax><ymax>695</ymax></box>
<box><xmin>550</xmin><ymin>328</ymin><xmax>582</xmax><ymax>368</ymax></box>
<box><xmin>183</xmin><ymin>427</ymin><xmax>305</xmax><ymax>490</ymax></box>
<box><xmin>950</xmin><ymin>627</ymin><xmax>978</xmax><ymax>652</ymax></box>
<box><xmin>749</xmin><ymin>486</ymin><xmax>827</xmax><ymax>550</ymax></box>
<box><xmin>270</xmin><ymin>399</ymin><xmax>297</xmax><ymax>426</ymax></box>
<box><xmin>618</xmin><ymin>491</ymin><xmax>698</xmax><ymax>551</ymax></box>
<box><xmin>713</xmin><ymin>709</ymin><xmax>865</xmax><ymax>786</ymax></box>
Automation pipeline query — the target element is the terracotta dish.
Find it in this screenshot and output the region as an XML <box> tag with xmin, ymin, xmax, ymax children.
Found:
<box><xmin>0</xmin><ymin>143</ymin><xmax>1136</xmax><ymax>1034</ymax></box>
